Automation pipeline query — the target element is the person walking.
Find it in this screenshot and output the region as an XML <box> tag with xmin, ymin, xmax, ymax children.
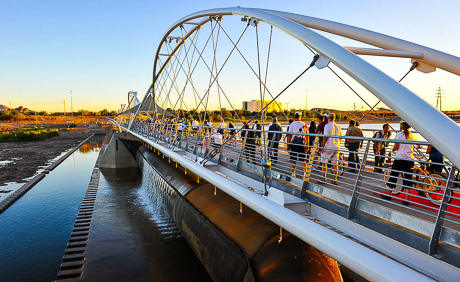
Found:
<box><xmin>219</xmin><ymin>119</ymin><xmax>226</xmax><ymax>130</ymax></box>
<box><xmin>320</xmin><ymin>113</ymin><xmax>343</xmax><ymax>184</ymax></box>
<box><xmin>211</xmin><ymin>129</ymin><xmax>223</xmax><ymax>150</ymax></box>
<box><xmin>383</xmin><ymin>121</ymin><xmax>420</xmax><ymax>205</ymax></box>
<box><xmin>242</xmin><ymin>122</ymin><xmax>256</xmax><ymax>164</ymax></box>
<box><xmin>287</xmin><ymin>112</ymin><xmax>307</xmax><ymax>177</ymax></box>
<box><xmin>373</xmin><ymin>123</ymin><xmax>391</xmax><ymax>172</ymax></box>
<box><xmin>345</xmin><ymin>119</ymin><xmax>363</xmax><ymax>172</ymax></box>
<box><xmin>426</xmin><ymin>145</ymin><xmax>444</xmax><ymax>173</ymax></box>
<box><xmin>252</xmin><ymin>120</ymin><xmax>262</xmax><ymax>145</ymax></box>
<box><xmin>316</xmin><ymin>114</ymin><xmax>328</xmax><ymax>149</ymax></box>
<box><xmin>268</xmin><ymin>117</ymin><xmax>283</xmax><ymax>164</ymax></box>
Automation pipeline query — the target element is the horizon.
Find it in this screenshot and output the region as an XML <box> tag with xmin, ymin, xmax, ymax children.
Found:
<box><xmin>1</xmin><ymin>1</ymin><xmax>460</xmax><ymax>112</ymax></box>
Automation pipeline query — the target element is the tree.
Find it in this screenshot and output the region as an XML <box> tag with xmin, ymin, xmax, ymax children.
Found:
<box><xmin>99</xmin><ymin>109</ymin><xmax>109</xmax><ymax>116</ymax></box>
<box><xmin>315</xmin><ymin>109</ymin><xmax>323</xmax><ymax>118</ymax></box>
<box><xmin>222</xmin><ymin>110</ymin><xmax>232</xmax><ymax>119</ymax></box>
<box><xmin>212</xmin><ymin>114</ymin><xmax>222</xmax><ymax>122</ymax></box>
<box><xmin>235</xmin><ymin>110</ymin><xmax>244</xmax><ymax>118</ymax></box>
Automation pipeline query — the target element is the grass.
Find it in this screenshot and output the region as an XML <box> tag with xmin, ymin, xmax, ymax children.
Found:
<box><xmin>0</xmin><ymin>127</ymin><xmax>60</xmax><ymax>142</ymax></box>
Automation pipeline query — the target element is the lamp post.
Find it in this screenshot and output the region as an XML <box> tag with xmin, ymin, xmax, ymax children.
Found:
<box><xmin>70</xmin><ymin>90</ymin><xmax>73</xmax><ymax>118</ymax></box>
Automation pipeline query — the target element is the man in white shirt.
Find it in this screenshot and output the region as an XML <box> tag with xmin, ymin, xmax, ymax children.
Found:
<box><xmin>219</xmin><ymin>119</ymin><xmax>226</xmax><ymax>129</ymax></box>
<box><xmin>287</xmin><ymin>112</ymin><xmax>307</xmax><ymax>177</ymax></box>
<box><xmin>176</xmin><ymin>120</ymin><xmax>184</xmax><ymax>140</ymax></box>
<box><xmin>191</xmin><ymin>119</ymin><xmax>199</xmax><ymax>135</ymax></box>
<box><xmin>320</xmin><ymin>113</ymin><xmax>342</xmax><ymax>184</ymax></box>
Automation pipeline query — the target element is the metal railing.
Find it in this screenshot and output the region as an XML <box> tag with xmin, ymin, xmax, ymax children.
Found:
<box><xmin>125</xmin><ymin>120</ymin><xmax>460</xmax><ymax>257</ymax></box>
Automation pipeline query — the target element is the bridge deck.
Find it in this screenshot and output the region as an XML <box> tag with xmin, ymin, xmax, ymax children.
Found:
<box><xmin>120</xmin><ymin>124</ymin><xmax>460</xmax><ymax>279</ymax></box>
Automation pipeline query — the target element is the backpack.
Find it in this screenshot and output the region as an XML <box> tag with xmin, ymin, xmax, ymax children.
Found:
<box><xmin>293</xmin><ymin>136</ymin><xmax>305</xmax><ymax>145</ymax></box>
<box><xmin>373</xmin><ymin>130</ymin><xmax>389</xmax><ymax>147</ymax></box>
<box><xmin>372</xmin><ymin>130</ymin><xmax>382</xmax><ymax>140</ymax></box>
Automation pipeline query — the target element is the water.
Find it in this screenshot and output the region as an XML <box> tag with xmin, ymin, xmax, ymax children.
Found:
<box><xmin>0</xmin><ymin>135</ymin><xmax>209</xmax><ymax>281</ymax></box>
<box><xmin>0</xmin><ymin>136</ymin><xmax>103</xmax><ymax>281</ymax></box>
<box><xmin>88</xmin><ymin>161</ymin><xmax>210</xmax><ymax>281</ymax></box>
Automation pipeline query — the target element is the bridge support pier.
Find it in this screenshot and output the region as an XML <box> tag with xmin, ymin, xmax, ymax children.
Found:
<box><xmin>99</xmin><ymin>132</ymin><xmax>139</xmax><ymax>169</ymax></box>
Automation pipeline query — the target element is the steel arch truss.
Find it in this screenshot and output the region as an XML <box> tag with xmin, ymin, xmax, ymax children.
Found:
<box><xmin>134</xmin><ymin>7</ymin><xmax>460</xmax><ymax>167</ymax></box>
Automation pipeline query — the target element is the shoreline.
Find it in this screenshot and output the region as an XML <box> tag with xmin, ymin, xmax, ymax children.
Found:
<box><xmin>0</xmin><ymin>132</ymin><xmax>93</xmax><ymax>187</ymax></box>
<box><xmin>0</xmin><ymin>134</ymin><xmax>95</xmax><ymax>214</ymax></box>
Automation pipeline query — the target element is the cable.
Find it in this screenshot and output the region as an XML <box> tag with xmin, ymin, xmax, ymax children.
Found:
<box><xmin>201</xmin><ymin>54</ymin><xmax>320</xmax><ymax>164</ymax></box>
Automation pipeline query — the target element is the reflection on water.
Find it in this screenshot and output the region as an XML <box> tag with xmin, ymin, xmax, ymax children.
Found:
<box><xmin>88</xmin><ymin>159</ymin><xmax>210</xmax><ymax>281</ymax></box>
<box><xmin>78</xmin><ymin>137</ymin><xmax>104</xmax><ymax>154</ymax></box>
<box><xmin>0</xmin><ymin>135</ymin><xmax>103</xmax><ymax>281</ymax></box>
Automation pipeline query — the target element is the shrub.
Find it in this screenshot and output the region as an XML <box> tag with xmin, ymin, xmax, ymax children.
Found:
<box><xmin>0</xmin><ymin>128</ymin><xmax>60</xmax><ymax>142</ymax></box>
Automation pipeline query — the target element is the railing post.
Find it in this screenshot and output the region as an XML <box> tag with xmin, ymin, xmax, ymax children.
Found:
<box><xmin>193</xmin><ymin>127</ymin><xmax>201</xmax><ymax>162</ymax></box>
<box><xmin>346</xmin><ymin>140</ymin><xmax>371</xmax><ymax>219</ymax></box>
<box><xmin>304</xmin><ymin>136</ymin><xmax>319</xmax><ymax>182</ymax></box>
<box><xmin>428</xmin><ymin>166</ymin><xmax>456</xmax><ymax>255</ymax></box>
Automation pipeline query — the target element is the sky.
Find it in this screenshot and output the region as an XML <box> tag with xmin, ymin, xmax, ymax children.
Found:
<box><xmin>1</xmin><ymin>0</ymin><xmax>460</xmax><ymax>112</ymax></box>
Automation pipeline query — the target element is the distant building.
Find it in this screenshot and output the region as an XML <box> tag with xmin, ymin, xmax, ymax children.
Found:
<box><xmin>89</xmin><ymin>122</ymin><xmax>102</xmax><ymax>133</ymax></box>
<box><xmin>242</xmin><ymin>100</ymin><xmax>288</xmax><ymax>112</ymax></box>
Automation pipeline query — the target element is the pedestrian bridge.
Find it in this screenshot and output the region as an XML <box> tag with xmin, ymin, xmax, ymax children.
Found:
<box><xmin>111</xmin><ymin>7</ymin><xmax>460</xmax><ymax>281</ymax></box>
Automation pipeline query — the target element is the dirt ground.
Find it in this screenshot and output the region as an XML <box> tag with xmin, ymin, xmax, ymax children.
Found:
<box><xmin>0</xmin><ymin>132</ymin><xmax>92</xmax><ymax>186</ymax></box>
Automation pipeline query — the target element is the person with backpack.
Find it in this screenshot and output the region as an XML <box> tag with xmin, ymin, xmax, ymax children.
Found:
<box><xmin>383</xmin><ymin>121</ymin><xmax>420</xmax><ymax>204</ymax></box>
<box><xmin>373</xmin><ymin>123</ymin><xmax>391</xmax><ymax>173</ymax></box>
<box><xmin>252</xmin><ymin>120</ymin><xmax>262</xmax><ymax>145</ymax></box>
<box><xmin>268</xmin><ymin>117</ymin><xmax>283</xmax><ymax>164</ymax></box>
<box><xmin>287</xmin><ymin>112</ymin><xmax>307</xmax><ymax>177</ymax></box>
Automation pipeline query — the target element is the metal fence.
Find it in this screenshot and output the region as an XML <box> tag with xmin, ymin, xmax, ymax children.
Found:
<box><xmin>125</xmin><ymin>120</ymin><xmax>460</xmax><ymax>255</ymax></box>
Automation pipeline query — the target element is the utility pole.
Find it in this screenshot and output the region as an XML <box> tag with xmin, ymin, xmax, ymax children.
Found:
<box><xmin>70</xmin><ymin>90</ymin><xmax>73</xmax><ymax>118</ymax></box>
<box><xmin>63</xmin><ymin>100</ymin><xmax>66</xmax><ymax>116</ymax></box>
<box><xmin>435</xmin><ymin>87</ymin><xmax>445</xmax><ymax>111</ymax></box>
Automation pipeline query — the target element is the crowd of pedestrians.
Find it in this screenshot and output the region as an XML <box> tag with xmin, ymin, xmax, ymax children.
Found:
<box><xmin>151</xmin><ymin>116</ymin><xmax>442</xmax><ymax>198</ymax></box>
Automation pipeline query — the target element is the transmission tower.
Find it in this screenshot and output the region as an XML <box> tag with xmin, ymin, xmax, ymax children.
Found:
<box><xmin>435</xmin><ymin>87</ymin><xmax>445</xmax><ymax>111</ymax></box>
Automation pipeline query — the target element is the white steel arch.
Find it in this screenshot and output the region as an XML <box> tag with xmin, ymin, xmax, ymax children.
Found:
<box><xmin>150</xmin><ymin>7</ymin><xmax>460</xmax><ymax>168</ymax></box>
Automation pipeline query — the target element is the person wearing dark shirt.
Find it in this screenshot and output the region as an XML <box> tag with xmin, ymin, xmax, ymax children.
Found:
<box><xmin>252</xmin><ymin>120</ymin><xmax>262</xmax><ymax>145</ymax></box>
<box><xmin>316</xmin><ymin>115</ymin><xmax>328</xmax><ymax>148</ymax></box>
<box><xmin>268</xmin><ymin>117</ymin><xmax>283</xmax><ymax>163</ymax></box>
<box><xmin>373</xmin><ymin>123</ymin><xmax>391</xmax><ymax>172</ymax></box>
<box><xmin>427</xmin><ymin>145</ymin><xmax>444</xmax><ymax>173</ymax></box>
<box><xmin>308</xmin><ymin>121</ymin><xmax>316</xmax><ymax>155</ymax></box>
<box><xmin>242</xmin><ymin>122</ymin><xmax>256</xmax><ymax>164</ymax></box>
